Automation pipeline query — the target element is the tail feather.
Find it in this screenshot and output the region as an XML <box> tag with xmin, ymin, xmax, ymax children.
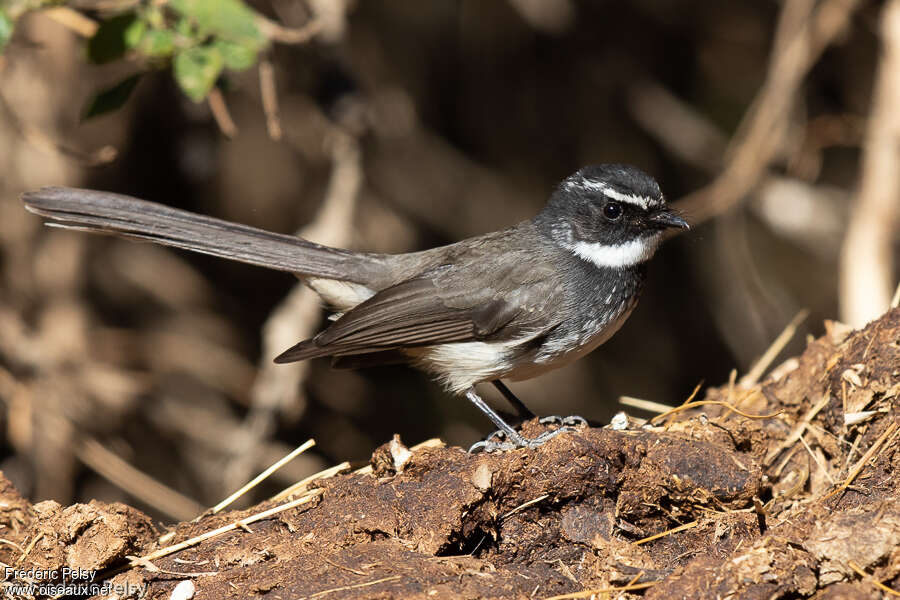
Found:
<box><xmin>273</xmin><ymin>339</ymin><xmax>323</xmax><ymax>363</ymax></box>
<box><xmin>22</xmin><ymin>187</ymin><xmax>385</xmax><ymax>284</ymax></box>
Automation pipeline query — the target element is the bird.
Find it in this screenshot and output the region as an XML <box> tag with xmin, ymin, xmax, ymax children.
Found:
<box><xmin>22</xmin><ymin>164</ymin><xmax>688</xmax><ymax>451</ymax></box>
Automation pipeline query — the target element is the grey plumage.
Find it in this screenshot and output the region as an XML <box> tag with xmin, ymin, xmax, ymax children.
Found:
<box><xmin>22</xmin><ymin>165</ymin><xmax>687</xmax><ymax>448</ymax></box>
<box><xmin>22</xmin><ymin>186</ymin><xmax>390</xmax><ymax>285</ymax></box>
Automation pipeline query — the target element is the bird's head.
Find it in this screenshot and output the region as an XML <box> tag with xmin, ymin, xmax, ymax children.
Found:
<box><xmin>536</xmin><ymin>164</ymin><xmax>688</xmax><ymax>269</ymax></box>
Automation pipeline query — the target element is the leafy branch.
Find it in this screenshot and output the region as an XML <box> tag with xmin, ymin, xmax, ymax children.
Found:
<box><xmin>0</xmin><ymin>0</ymin><xmax>317</xmax><ymax>119</ymax></box>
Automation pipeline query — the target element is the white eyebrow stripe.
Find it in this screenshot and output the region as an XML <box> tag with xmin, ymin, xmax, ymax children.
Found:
<box><xmin>598</xmin><ymin>186</ymin><xmax>655</xmax><ymax>210</ymax></box>
<box><xmin>577</xmin><ymin>178</ymin><xmax>608</xmax><ymax>192</ymax></box>
<box><xmin>575</xmin><ymin>177</ymin><xmax>661</xmax><ymax>210</ymax></box>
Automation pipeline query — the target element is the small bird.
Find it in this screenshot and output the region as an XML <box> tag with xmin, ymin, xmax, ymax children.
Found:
<box><xmin>22</xmin><ymin>164</ymin><xmax>687</xmax><ymax>451</ymax></box>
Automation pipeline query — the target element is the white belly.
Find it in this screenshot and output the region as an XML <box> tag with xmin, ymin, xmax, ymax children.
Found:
<box><xmin>408</xmin><ymin>298</ymin><xmax>637</xmax><ymax>394</ymax></box>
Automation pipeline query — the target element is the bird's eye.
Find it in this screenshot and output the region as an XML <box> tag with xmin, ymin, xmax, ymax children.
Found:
<box><xmin>603</xmin><ymin>201</ymin><xmax>623</xmax><ymax>221</ymax></box>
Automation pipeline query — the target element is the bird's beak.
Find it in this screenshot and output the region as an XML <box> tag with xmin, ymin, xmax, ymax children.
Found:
<box><xmin>648</xmin><ymin>209</ymin><xmax>690</xmax><ymax>230</ymax></box>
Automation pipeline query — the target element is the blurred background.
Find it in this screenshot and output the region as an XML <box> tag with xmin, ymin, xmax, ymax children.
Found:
<box><xmin>0</xmin><ymin>0</ymin><xmax>897</xmax><ymax>521</ymax></box>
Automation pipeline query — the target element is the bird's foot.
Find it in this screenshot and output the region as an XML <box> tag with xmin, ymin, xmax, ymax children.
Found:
<box><xmin>468</xmin><ymin>415</ymin><xmax>587</xmax><ymax>453</ymax></box>
<box><xmin>538</xmin><ymin>415</ymin><xmax>588</xmax><ymax>427</ymax></box>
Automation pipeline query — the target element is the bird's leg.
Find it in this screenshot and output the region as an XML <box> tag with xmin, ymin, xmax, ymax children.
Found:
<box><xmin>465</xmin><ymin>388</ymin><xmax>527</xmax><ymax>448</ymax></box>
<box><xmin>466</xmin><ymin>387</ymin><xmax>581</xmax><ymax>453</ymax></box>
<box><xmin>491</xmin><ymin>380</ymin><xmax>536</xmax><ymax>420</ymax></box>
<box><xmin>491</xmin><ymin>380</ymin><xmax>588</xmax><ymax>428</ymax></box>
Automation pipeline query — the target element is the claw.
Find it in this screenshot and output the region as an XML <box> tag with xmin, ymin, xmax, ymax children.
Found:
<box><xmin>468</xmin><ymin>418</ymin><xmax>585</xmax><ymax>453</ymax></box>
<box><xmin>469</xmin><ymin>438</ymin><xmax>518</xmax><ymax>453</ymax></box>
<box><xmin>538</xmin><ymin>415</ymin><xmax>588</xmax><ymax>427</ymax></box>
<box><xmin>465</xmin><ymin>385</ymin><xmax>588</xmax><ymax>453</ymax></box>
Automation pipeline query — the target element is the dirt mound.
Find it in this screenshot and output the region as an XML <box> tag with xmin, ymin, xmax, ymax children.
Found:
<box><xmin>3</xmin><ymin>310</ymin><xmax>899</xmax><ymax>599</ymax></box>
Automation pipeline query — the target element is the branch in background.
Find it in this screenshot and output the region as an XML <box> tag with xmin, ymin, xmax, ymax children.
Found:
<box><xmin>628</xmin><ymin>80</ymin><xmax>849</xmax><ymax>258</ymax></box>
<box><xmin>505</xmin><ymin>0</ymin><xmax>574</xmax><ymax>34</ymax></box>
<box><xmin>77</xmin><ymin>437</ymin><xmax>204</xmax><ymax>521</ymax></box>
<box><xmin>627</xmin><ymin>80</ymin><xmax>727</xmax><ymax>174</ymax></box>
<box><xmin>0</xmin><ymin>89</ymin><xmax>118</xmax><ymax>166</ymax></box>
<box><xmin>839</xmin><ymin>0</ymin><xmax>900</xmax><ymax>327</ymax></box>
<box><xmin>207</xmin><ymin>87</ymin><xmax>238</xmax><ymax>138</ymax></box>
<box><xmin>673</xmin><ymin>0</ymin><xmax>862</xmax><ymax>224</ymax></box>
<box><xmin>221</xmin><ymin>128</ymin><xmax>363</xmax><ymax>496</ymax></box>
<box><xmin>2</xmin><ymin>2</ymin><xmax>328</xmax><ymax>126</ymax></box>
<box><xmin>304</xmin><ymin>0</ymin><xmax>349</xmax><ymax>42</ymax></box>
<box><xmin>628</xmin><ymin>80</ymin><xmax>844</xmax><ymax>366</ymax></box>
<box><xmin>255</xmin><ymin>15</ymin><xmax>322</xmax><ymax>44</ymax></box>
<box><xmin>259</xmin><ymin>57</ymin><xmax>282</xmax><ymax>141</ymax></box>
<box><xmin>254</xmin><ymin>128</ymin><xmax>362</xmax><ymax>415</ymax></box>
<box><xmin>42</xmin><ymin>6</ymin><xmax>98</xmax><ymax>37</ymax></box>
<box><xmin>239</xmin><ymin>130</ymin><xmax>361</xmax><ymax>481</ymax></box>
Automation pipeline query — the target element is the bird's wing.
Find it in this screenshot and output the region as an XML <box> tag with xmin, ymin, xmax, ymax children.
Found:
<box><xmin>274</xmin><ymin>262</ymin><xmax>558</xmax><ymax>363</ymax></box>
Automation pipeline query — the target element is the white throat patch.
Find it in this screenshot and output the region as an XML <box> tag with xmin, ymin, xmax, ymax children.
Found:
<box><xmin>569</xmin><ymin>235</ymin><xmax>661</xmax><ymax>269</ymax></box>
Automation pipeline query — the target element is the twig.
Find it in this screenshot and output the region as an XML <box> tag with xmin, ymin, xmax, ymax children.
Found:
<box><xmin>259</xmin><ymin>58</ymin><xmax>283</xmax><ymax>141</ymax></box>
<box><xmin>541</xmin><ymin>581</ymin><xmax>658</xmax><ymax>600</ymax></box>
<box><xmin>502</xmin><ymin>494</ymin><xmax>549</xmax><ymax>520</ymax></box>
<box><xmin>631</xmin><ymin>520</ymin><xmax>699</xmax><ymax>546</ymax></box>
<box><xmin>129</xmin><ymin>556</ymin><xmax>217</xmax><ymax>578</ymax></box>
<box><xmin>211</xmin><ymin>439</ymin><xmax>315</xmax><ymax>514</ymax></box>
<box><xmin>309</xmin><ymin>575</ymin><xmax>402</xmax><ymax>598</ymax></box>
<box><xmin>740</xmin><ymin>309</ymin><xmax>809</xmax><ymax>387</ymax></box>
<box><xmin>77</xmin><ymin>437</ymin><xmax>204</xmax><ymax>522</ymax></box>
<box><xmin>764</xmin><ymin>392</ymin><xmax>832</xmax><ymax>466</ymax></box>
<box><xmin>323</xmin><ymin>557</ymin><xmax>369</xmax><ymax>576</ymax></box>
<box><xmin>544</xmin><ymin>570</ymin><xmax>648</xmax><ymax>600</ymax></box>
<box><xmin>673</xmin><ymin>0</ymin><xmax>862</xmax><ymax>224</ymax></box>
<box><xmin>15</xmin><ymin>532</ymin><xmax>43</xmax><ymax>567</ymax></box>
<box><xmin>822</xmin><ymin>422</ymin><xmax>898</xmax><ymax>501</ymax></box>
<box><xmin>799</xmin><ymin>433</ymin><xmax>835</xmax><ymax>485</ymax></box>
<box><xmin>0</xmin><ymin>539</ymin><xmax>23</xmax><ymax>553</ymax></box>
<box><xmin>650</xmin><ymin>400</ymin><xmax>782</xmax><ymax>426</ymax></box>
<box><xmin>839</xmin><ymin>0</ymin><xmax>900</xmax><ymax>327</ymax></box>
<box><xmin>844</xmin><ymin>432</ymin><xmax>862</xmax><ymax>469</ymax></box>
<box><xmin>42</xmin><ymin>7</ymin><xmax>99</xmax><ymax>37</ymax></box>
<box><xmin>271</xmin><ymin>461</ymin><xmax>350</xmax><ymax>502</ymax></box>
<box><xmin>0</xmin><ymin>90</ymin><xmax>117</xmax><ymax>166</ymax></box>
<box><xmin>131</xmin><ymin>489</ymin><xmax>322</xmax><ymax>564</ymax></box>
<box><xmin>662</xmin><ymin>380</ymin><xmax>704</xmax><ymax>428</ymax></box>
<box><xmin>624</xmin><ymin>570</ymin><xmax>646</xmax><ymax>590</ymax></box>
<box><xmin>618</xmin><ymin>396</ymin><xmax>675</xmax><ymax>414</ymax></box>
<box><xmin>682</xmin><ymin>381</ymin><xmax>705</xmax><ymax>407</ymax></box>
<box><xmin>552</xmin><ymin>559</ymin><xmax>579</xmax><ymax>585</ymax></box>
<box><xmin>256</xmin><ymin>16</ymin><xmax>323</xmax><ymax>44</ymax></box>
<box><xmin>207</xmin><ymin>88</ymin><xmax>238</xmax><ymax>138</ymax></box>
<box><xmin>847</xmin><ymin>560</ymin><xmax>900</xmax><ymax>597</ymax></box>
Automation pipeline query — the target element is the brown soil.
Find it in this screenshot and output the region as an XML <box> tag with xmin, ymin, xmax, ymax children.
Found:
<box><xmin>3</xmin><ymin>309</ymin><xmax>900</xmax><ymax>599</ymax></box>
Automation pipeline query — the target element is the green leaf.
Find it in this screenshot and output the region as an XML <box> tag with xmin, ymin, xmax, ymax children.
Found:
<box><xmin>215</xmin><ymin>39</ymin><xmax>257</xmax><ymax>71</ymax></box>
<box><xmin>82</xmin><ymin>74</ymin><xmax>142</xmax><ymax>120</ymax></box>
<box><xmin>123</xmin><ymin>19</ymin><xmax>146</xmax><ymax>49</ymax></box>
<box><xmin>173</xmin><ymin>45</ymin><xmax>224</xmax><ymax>102</ymax></box>
<box><xmin>174</xmin><ymin>16</ymin><xmax>195</xmax><ymax>38</ymax></box>
<box><xmin>170</xmin><ymin>0</ymin><xmax>263</xmax><ymax>49</ymax></box>
<box><xmin>138</xmin><ymin>29</ymin><xmax>175</xmax><ymax>57</ymax></box>
<box><xmin>87</xmin><ymin>13</ymin><xmax>138</xmax><ymax>64</ymax></box>
<box><xmin>144</xmin><ymin>5</ymin><xmax>166</xmax><ymax>29</ymax></box>
<box><xmin>0</xmin><ymin>10</ymin><xmax>13</xmax><ymax>54</ymax></box>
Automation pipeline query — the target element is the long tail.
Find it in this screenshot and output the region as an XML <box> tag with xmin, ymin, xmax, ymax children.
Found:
<box><xmin>22</xmin><ymin>187</ymin><xmax>386</xmax><ymax>284</ymax></box>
